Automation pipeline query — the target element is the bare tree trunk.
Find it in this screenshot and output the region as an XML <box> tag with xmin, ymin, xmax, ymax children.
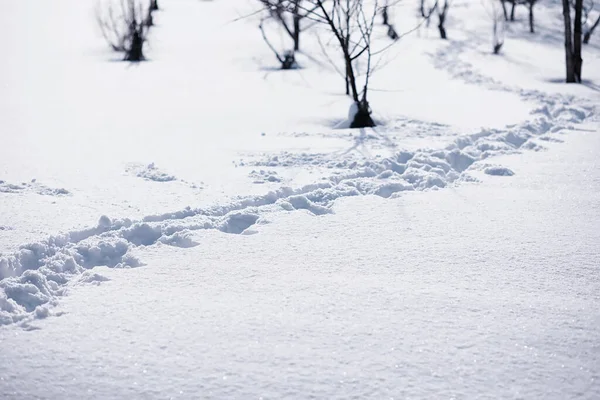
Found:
<box><xmin>438</xmin><ymin>15</ymin><xmax>447</xmax><ymax>39</ymax></box>
<box><xmin>584</xmin><ymin>15</ymin><xmax>600</xmax><ymax>43</ymax></box>
<box><xmin>98</xmin><ymin>0</ymin><xmax>149</xmax><ymax>61</ymax></box>
<box><xmin>259</xmin><ymin>20</ymin><xmax>296</xmax><ymax>69</ymax></box>
<box><xmin>150</xmin><ymin>0</ymin><xmax>158</xmax><ymax>11</ymax></box>
<box><xmin>493</xmin><ymin>18</ymin><xmax>504</xmax><ymax>54</ymax></box>
<box><xmin>382</xmin><ymin>4</ymin><xmax>389</xmax><ymax>26</ymax></box>
<box><xmin>438</xmin><ymin>1</ymin><xmax>449</xmax><ymax>39</ymax></box>
<box><xmin>350</xmin><ymin>106</ymin><xmax>375</xmax><ymax>128</ymax></box>
<box><xmin>344</xmin><ymin>54</ymin><xmax>359</xmax><ymax>103</ymax></box>
<box><xmin>344</xmin><ymin>36</ymin><xmax>350</xmax><ymax>95</ymax></box>
<box><xmin>342</xmin><ymin>44</ymin><xmax>374</xmax><ymax>127</ymax></box>
<box><xmin>345</xmin><ymin>2</ymin><xmax>351</xmax><ymax>96</ymax></box>
<box><xmin>125</xmin><ymin>30</ymin><xmax>145</xmax><ymax>61</ymax></box>
<box><xmin>146</xmin><ymin>11</ymin><xmax>153</xmax><ymax>27</ymax></box>
<box><xmin>292</xmin><ymin>0</ymin><xmax>301</xmax><ymax>51</ymax></box>
<box><xmin>501</xmin><ymin>1</ymin><xmax>509</xmax><ymax>21</ymax></box>
<box><xmin>313</xmin><ymin>0</ymin><xmax>376</xmax><ymax>128</ymax></box>
<box><xmin>380</xmin><ymin>0</ymin><xmax>398</xmax><ymax>40</ymax></box>
<box><xmin>574</xmin><ymin>0</ymin><xmax>583</xmax><ymax>82</ymax></box>
<box><xmin>528</xmin><ymin>2</ymin><xmax>534</xmax><ymax>33</ymax></box>
<box><xmin>563</xmin><ymin>0</ymin><xmax>576</xmax><ymax>82</ymax></box>
<box><xmin>345</xmin><ymin>73</ymin><xmax>350</xmax><ymax>95</ymax></box>
<box><xmin>293</xmin><ymin>14</ymin><xmax>300</xmax><ymax>51</ymax></box>
<box><xmin>510</xmin><ymin>2</ymin><xmax>516</xmax><ymax>21</ymax></box>
<box><xmin>258</xmin><ymin>0</ymin><xmax>303</xmax><ymax>53</ymax></box>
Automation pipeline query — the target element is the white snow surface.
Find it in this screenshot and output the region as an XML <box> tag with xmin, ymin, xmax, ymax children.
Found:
<box><xmin>1</xmin><ymin>0</ymin><xmax>600</xmax><ymax>398</ymax></box>
<box><xmin>1</xmin><ymin>125</ymin><xmax>599</xmax><ymax>399</ymax></box>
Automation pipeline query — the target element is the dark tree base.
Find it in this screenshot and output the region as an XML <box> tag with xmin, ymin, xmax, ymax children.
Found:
<box><xmin>387</xmin><ymin>25</ymin><xmax>399</xmax><ymax>40</ymax></box>
<box><xmin>350</xmin><ymin>105</ymin><xmax>376</xmax><ymax>128</ymax></box>
<box><xmin>438</xmin><ymin>25</ymin><xmax>447</xmax><ymax>39</ymax></box>
<box><xmin>280</xmin><ymin>52</ymin><xmax>296</xmax><ymax>70</ymax></box>
<box><xmin>146</xmin><ymin>13</ymin><xmax>153</xmax><ymax>27</ymax></box>
<box><xmin>125</xmin><ymin>32</ymin><xmax>145</xmax><ymax>62</ymax></box>
<box><xmin>124</xmin><ymin>51</ymin><xmax>145</xmax><ymax>62</ymax></box>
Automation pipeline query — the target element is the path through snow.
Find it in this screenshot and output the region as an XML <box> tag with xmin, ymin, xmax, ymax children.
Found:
<box><xmin>0</xmin><ymin>121</ymin><xmax>598</xmax><ymax>400</ymax></box>
<box><xmin>0</xmin><ymin>86</ymin><xmax>596</xmax><ymax>326</ymax></box>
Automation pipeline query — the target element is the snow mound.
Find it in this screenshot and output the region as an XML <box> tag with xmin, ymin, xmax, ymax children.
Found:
<box><xmin>220</xmin><ymin>213</ymin><xmax>260</xmax><ymax>234</ymax></box>
<box><xmin>77</xmin><ymin>270</ymin><xmax>110</xmax><ymax>285</ymax></box>
<box><xmin>251</xmin><ymin>151</ymin><xmax>364</xmax><ymax>169</ymax></box>
<box><xmin>484</xmin><ymin>166</ymin><xmax>515</xmax><ymax>176</ymax></box>
<box><xmin>538</xmin><ymin>135</ymin><xmax>564</xmax><ymax>143</ymax></box>
<box><xmin>0</xmin><ymin>179</ymin><xmax>70</xmax><ymax>196</ymax></box>
<box><xmin>127</xmin><ymin>163</ymin><xmax>177</xmax><ymax>182</ymax></box>
<box><xmin>249</xmin><ymin>169</ymin><xmax>282</xmax><ymax>184</ymax></box>
<box><xmin>159</xmin><ymin>231</ymin><xmax>199</xmax><ymax>248</ymax></box>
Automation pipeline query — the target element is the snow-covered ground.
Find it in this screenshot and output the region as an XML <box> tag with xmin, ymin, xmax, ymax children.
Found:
<box><xmin>1</xmin><ymin>0</ymin><xmax>599</xmax><ymax>398</ymax></box>
<box><xmin>2</xmin><ymin>122</ymin><xmax>599</xmax><ymax>399</ymax></box>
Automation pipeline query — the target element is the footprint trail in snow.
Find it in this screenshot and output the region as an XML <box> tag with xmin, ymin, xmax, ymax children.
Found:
<box><xmin>0</xmin><ymin>86</ymin><xmax>596</xmax><ymax>327</ymax></box>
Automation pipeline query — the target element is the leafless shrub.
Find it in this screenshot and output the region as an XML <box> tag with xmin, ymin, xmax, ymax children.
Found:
<box><xmin>96</xmin><ymin>0</ymin><xmax>152</xmax><ymax>61</ymax></box>
<box><xmin>259</xmin><ymin>19</ymin><xmax>298</xmax><ymax>69</ymax></box>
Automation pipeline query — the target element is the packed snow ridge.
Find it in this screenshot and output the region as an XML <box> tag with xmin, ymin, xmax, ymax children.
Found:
<box><xmin>0</xmin><ymin>95</ymin><xmax>594</xmax><ymax>327</ymax></box>
<box><xmin>249</xmin><ymin>169</ymin><xmax>282</xmax><ymax>184</ymax></box>
<box><xmin>126</xmin><ymin>162</ymin><xmax>177</xmax><ymax>182</ymax></box>
<box><xmin>0</xmin><ymin>179</ymin><xmax>70</xmax><ymax>196</ymax></box>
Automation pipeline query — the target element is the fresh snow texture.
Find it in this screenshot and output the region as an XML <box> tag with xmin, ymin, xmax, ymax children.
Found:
<box><xmin>0</xmin><ymin>95</ymin><xmax>593</xmax><ymax>326</ymax></box>
<box><xmin>1</xmin><ymin>0</ymin><xmax>600</xmax><ymax>398</ymax></box>
<box><xmin>1</xmin><ymin>127</ymin><xmax>599</xmax><ymax>399</ymax></box>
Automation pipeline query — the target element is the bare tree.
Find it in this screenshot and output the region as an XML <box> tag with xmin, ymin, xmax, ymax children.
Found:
<box><xmin>501</xmin><ymin>0</ymin><xmax>516</xmax><ymax>21</ymax></box>
<box><xmin>481</xmin><ymin>0</ymin><xmax>506</xmax><ymax>53</ymax></box>
<box><xmin>381</xmin><ymin>0</ymin><xmax>399</xmax><ymax>40</ymax></box>
<box><xmin>256</xmin><ymin>0</ymin><xmax>323</xmax><ymax>69</ymax></box>
<box><xmin>526</xmin><ymin>0</ymin><xmax>537</xmax><ymax>33</ymax></box>
<box><xmin>501</xmin><ymin>0</ymin><xmax>537</xmax><ymax>33</ymax></box>
<box><xmin>420</xmin><ymin>0</ymin><xmax>450</xmax><ymax>39</ymax></box>
<box><xmin>562</xmin><ymin>0</ymin><xmax>584</xmax><ymax>82</ymax></box>
<box><xmin>97</xmin><ymin>0</ymin><xmax>152</xmax><ymax>61</ymax></box>
<box><xmin>258</xmin><ymin>0</ymin><xmax>319</xmax><ymax>51</ymax></box>
<box><xmin>436</xmin><ymin>0</ymin><xmax>450</xmax><ymax>39</ymax></box>
<box><xmin>302</xmin><ymin>0</ymin><xmax>384</xmax><ymax>128</ymax></box>
<box><xmin>259</xmin><ymin>19</ymin><xmax>298</xmax><ymax>69</ymax></box>
<box><xmin>145</xmin><ymin>1</ymin><xmax>155</xmax><ymax>27</ymax></box>
<box><xmin>490</xmin><ymin>0</ymin><xmax>506</xmax><ymax>53</ymax></box>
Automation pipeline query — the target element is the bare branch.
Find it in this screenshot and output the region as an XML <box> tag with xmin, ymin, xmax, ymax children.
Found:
<box><xmin>259</xmin><ymin>19</ymin><xmax>285</xmax><ymax>63</ymax></box>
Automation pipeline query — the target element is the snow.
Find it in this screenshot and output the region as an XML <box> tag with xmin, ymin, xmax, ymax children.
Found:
<box><xmin>484</xmin><ymin>165</ymin><xmax>515</xmax><ymax>176</ymax></box>
<box><xmin>1</xmin><ymin>127</ymin><xmax>599</xmax><ymax>399</ymax></box>
<box><xmin>1</xmin><ymin>0</ymin><xmax>600</xmax><ymax>397</ymax></box>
